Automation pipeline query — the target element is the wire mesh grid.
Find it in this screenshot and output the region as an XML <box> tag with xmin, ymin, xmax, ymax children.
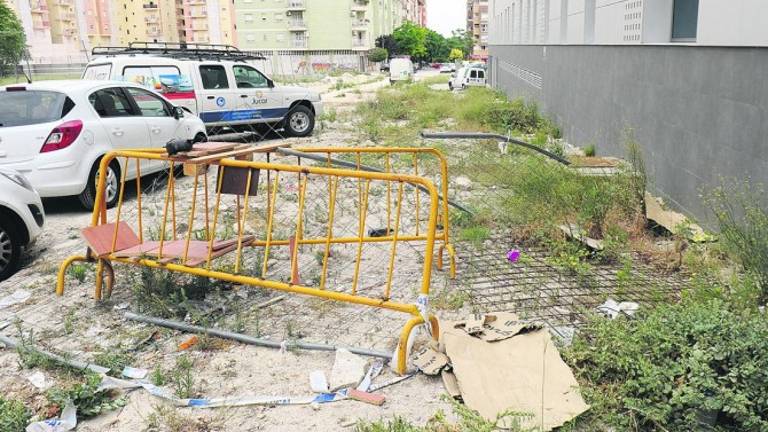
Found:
<box><xmin>452</xmin><ymin>236</ymin><xmax>691</xmax><ymax>328</ymax></box>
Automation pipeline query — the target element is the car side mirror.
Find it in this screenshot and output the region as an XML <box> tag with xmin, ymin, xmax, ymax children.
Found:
<box><xmin>266</xmin><ymin>78</ymin><xmax>275</xmax><ymax>88</ymax></box>
<box><xmin>173</xmin><ymin>106</ymin><xmax>184</xmax><ymax>120</ymax></box>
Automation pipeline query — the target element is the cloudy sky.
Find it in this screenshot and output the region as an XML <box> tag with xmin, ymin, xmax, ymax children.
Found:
<box><xmin>427</xmin><ymin>0</ymin><xmax>466</xmax><ymax>36</ymax></box>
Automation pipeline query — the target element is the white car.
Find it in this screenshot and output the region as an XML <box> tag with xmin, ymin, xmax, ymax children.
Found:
<box><xmin>83</xmin><ymin>42</ymin><xmax>323</xmax><ymax>137</ymax></box>
<box><xmin>0</xmin><ymin>168</ymin><xmax>44</xmax><ymax>281</ymax></box>
<box><xmin>0</xmin><ymin>80</ymin><xmax>207</xmax><ymax>209</ymax></box>
<box><xmin>439</xmin><ymin>64</ymin><xmax>453</xmax><ymax>74</ymax></box>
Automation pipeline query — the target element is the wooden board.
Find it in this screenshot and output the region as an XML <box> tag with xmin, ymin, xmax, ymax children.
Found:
<box><xmin>81</xmin><ymin>222</ymin><xmax>141</xmax><ymax>257</ymax></box>
<box><xmin>184</xmin><ymin>142</ymin><xmax>238</xmax><ymax>157</ymax></box>
<box><xmin>186</xmin><ymin>142</ymin><xmax>292</xmax><ymax>164</ymax></box>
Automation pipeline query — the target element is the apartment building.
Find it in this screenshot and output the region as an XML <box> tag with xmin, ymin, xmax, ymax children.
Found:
<box><xmin>179</xmin><ymin>0</ymin><xmax>237</xmax><ymax>45</ymax></box>
<box><xmin>486</xmin><ymin>0</ymin><xmax>768</xmax><ymax>226</ymax></box>
<box><xmin>235</xmin><ymin>0</ymin><xmax>420</xmax><ymax>51</ymax></box>
<box><xmin>467</xmin><ymin>0</ymin><xmax>488</xmax><ymax>58</ymax></box>
<box><xmin>4</xmin><ymin>0</ymin><xmax>86</xmax><ymax>62</ymax></box>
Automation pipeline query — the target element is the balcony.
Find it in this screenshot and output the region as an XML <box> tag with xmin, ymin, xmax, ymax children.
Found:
<box><xmin>287</xmin><ymin>0</ymin><xmax>305</xmax><ymax>10</ymax></box>
<box><xmin>143</xmin><ymin>2</ymin><xmax>158</xmax><ymax>9</ymax></box>
<box><xmin>352</xmin><ymin>39</ymin><xmax>367</xmax><ymax>48</ymax></box>
<box><xmin>292</xmin><ymin>39</ymin><xmax>307</xmax><ymax>48</ymax></box>
<box><xmin>288</xmin><ymin>20</ymin><xmax>306</xmax><ymax>30</ymax></box>
<box><xmin>352</xmin><ymin>19</ymin><xmax>367</xmax><ymax>29</ymax></box>
<box><xmin>145</xmin><ymin>15</ymin><xmax>159</xmax><ymax>23</ymax></box>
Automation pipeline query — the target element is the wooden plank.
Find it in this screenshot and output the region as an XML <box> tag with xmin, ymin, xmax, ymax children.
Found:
<box><xmin>184</xmin><ymin>142</ymin><xmax>238</xmax><ymax>157</ymax></box>
<box><xmin>186</xmin><ymin>142</ymin><xmax>292</xmax><ymax>164</ymax></box>
<box><xmin>82</xmin><ymin>222</ymin><xmax>140</xmax><ymax>257</ymax></box>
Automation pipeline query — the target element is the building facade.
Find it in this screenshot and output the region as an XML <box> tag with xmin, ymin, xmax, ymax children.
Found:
<box><xmin>235</xmin><ymin>0</ymin><xmax>419</xmax><ymax>51</ymax></box>
<box><xmin>467</xmin><ymin>0</ymin><xmax>488</xmax><ymax>58</ymax></box>
<box><xmin>489</xmin><ymin>0</ymin><xmax>768</xmax><ymax>46</ymax></box>
<box><xmin>486</xmin><ymin>0</ymin><xmax>768</xmax><ymax>224</ymax></box>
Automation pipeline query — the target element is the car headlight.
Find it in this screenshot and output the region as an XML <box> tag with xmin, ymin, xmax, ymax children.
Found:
<box><xmin>0</xmin><ymin>168</ymin><xmax>34</xmax><ymax>192</ymax></box>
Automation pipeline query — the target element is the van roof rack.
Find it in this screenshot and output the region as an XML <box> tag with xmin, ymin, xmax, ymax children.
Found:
<box><xmin>91</xmin><ymin>42</ymin><xmax>266</xmax><ymax>62</ymax></box>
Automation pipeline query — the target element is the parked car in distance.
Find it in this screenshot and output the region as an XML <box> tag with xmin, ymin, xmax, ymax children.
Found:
<box><xmin>0</xmin><ymin>80</ymin><xmax>207</xmax><ymax>210</ymax></box>
<box><xmin>439</xmin><ymin>63</ymin><xmax>453</xmax><ymax>73</ymax></box>
<box><xmin>83</xmin><ymin>42</ymin><xmax>323</xmax><ymax>137</ymax></box>
<box><xmin>0</xmin><ymin>168</ymin><xmax>44</xmax><ymax>281</ymax></box>
<box><xmin>449</xmin><ymin>66</ymin><xmax>487</xmax><ymax>90</ymax></box>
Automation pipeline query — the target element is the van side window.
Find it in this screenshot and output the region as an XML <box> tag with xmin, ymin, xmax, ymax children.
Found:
<box><xmin>88</xmin><ymin>88</ymin><xmax>136</xmax><ymax>117</ymax></box>
<box><xmin>200</xmin><ymin>65</ymin><xmax>229</xmax><ymax>89</ymax></box>
<box><xmin>478</xmin><ymin>70</ymin><xmax>485</xmax><ymax>79</ymax></box>
<box><xmin>470</xmin><ymin>70</ymin><xmax>478</xmax><ymax>79</ymax></box>
<box><xmin>233</xmin><ymin>65</ymin><xmax>268</xmax><ymax>89</ymax></box>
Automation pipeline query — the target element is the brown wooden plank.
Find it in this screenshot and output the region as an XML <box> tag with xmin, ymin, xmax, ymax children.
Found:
<box><xmin>186</xmin><ymin>142</ymin><xmax>291</xmax><ymax>164</ymax></box>
<box><xmin>81</xmin><ymin>222</ymin><xmax>140</xmax><ymax>257</ymax></box>
<box><xmin>185</xmin><ymin>142</ymin><xmax>238</xmax><ymax>157</ymax></box>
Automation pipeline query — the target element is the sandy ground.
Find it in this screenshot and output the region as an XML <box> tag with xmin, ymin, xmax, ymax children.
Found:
<box><xmin>0</xmin><ymin>70</ymin><xmax>462</xmax><ymax>431</ymax></box>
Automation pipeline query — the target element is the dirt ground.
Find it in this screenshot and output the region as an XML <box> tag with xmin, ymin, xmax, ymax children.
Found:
<box><xmin>0</xmin><ymin>69</ymin><xmax>466</xmax><ymax>431</ymax></box>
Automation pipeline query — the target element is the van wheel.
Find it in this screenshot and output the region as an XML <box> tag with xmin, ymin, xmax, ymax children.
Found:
<box><xmin>285</xmin><ymin>105</ymin><xmax>315</xmax><ymax>137</ymax></box>
<box><xmin>79</xmin><ymin>159</ymin><xmax>121</xmax><ymax>210</ymax></box>
<box><xmin>0</xmin><ymin>217</ymin><xmax>22</xmax><ymax>282</ymax></box>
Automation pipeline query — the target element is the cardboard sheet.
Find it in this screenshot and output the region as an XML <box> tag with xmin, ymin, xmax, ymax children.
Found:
<box><xmin>443</xmin><ymin>322</ymin><xmax>589</xmax><ymax>431</ymax></box>
<box><xmin>452</xmin><ymin>312</ymin><xmax>542</xmax><ymax>342</ymax></box>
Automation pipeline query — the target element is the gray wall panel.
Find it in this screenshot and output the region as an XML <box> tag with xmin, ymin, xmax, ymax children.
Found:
<box><xmin>488</xmin><ymin>44</ymin><xmax>768</xmax><ymax>225</ymax></box>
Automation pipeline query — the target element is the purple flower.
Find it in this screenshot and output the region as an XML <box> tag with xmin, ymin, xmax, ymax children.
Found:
<box><xmin>506</xmin><ymin>249</ymin><xmax>520</xmax><ymax>263</ymax></box>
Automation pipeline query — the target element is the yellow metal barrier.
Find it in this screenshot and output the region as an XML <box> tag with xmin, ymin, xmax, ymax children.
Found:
<box><xmin>57</xmin><ymin>147</ymin><xmax>448</xmax><ymax>374</ymax></box>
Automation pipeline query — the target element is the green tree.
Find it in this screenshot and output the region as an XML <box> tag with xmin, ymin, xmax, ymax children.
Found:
<box><xmin>0</xmin><ymin>2</ymin><xmax>26</xmax><ymax>76</ymax></box>
<box><xmin>424</xmin><ymin>29</ymin><xmax>449</xmax><ymax>62</ymax></box>
<box><xmin>446</xmin><ymin>29</ymin><xmax>472</xmax><ymax>59</ymax></box>
<box><xmin>393</xmin><ymin>21</ymin><xmax>427</xmax><ymax>60</ymax></box>
<box><xmin>367</xmin><ymin>47</ymin><xmax>388</xmax><ymax>63</ymax></box>
<box><xmin>448</xmin><ymin>48</ymin><xmax>464</xmax><ymax>61</ymax></box>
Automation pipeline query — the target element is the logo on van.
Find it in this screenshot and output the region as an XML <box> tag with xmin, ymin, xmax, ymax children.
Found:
<box><xmin>216</xmin><ymin>97</ymin><xmax>226</xmax><ymax>107</ymax></box>
<box><xmin>251</xmin><ymin>91</ymin><xmax>268</xmax><ymax>105</ymax></box>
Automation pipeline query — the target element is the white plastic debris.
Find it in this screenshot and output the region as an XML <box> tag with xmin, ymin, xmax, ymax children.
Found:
<box><xmin>356</xmin><ymin>360</ymin><xmax>384</xmax><ymax>392</ymax></box>
<box><xmin>0</xmin><ymin>289</ymin><xmax>31</xmax><ymax>309</ymax></box>
<box><xmin>309</xmin><ymin>370</ymin><xmax>329</xmax><ymax>393</ymax></box>
<box><xmin>597</xmin><ymin>298</ymin><xmax>640</xmax><ymax>319</ymax></box>
<box><xmin>121</xmin><ymin>366</ymin><xmax>148</xmax><ymax>380</ymax></box>
<box><xmin>27</xmin><ymin>371</ymin><xmax>49</xmax><ymax>390</ymax></box>
<box><xmin>25</xmin><ymin>402</ymin><xmax>76</xmax><ymax>432</ymax></box>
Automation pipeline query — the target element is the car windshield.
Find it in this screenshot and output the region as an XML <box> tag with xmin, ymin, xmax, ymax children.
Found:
<box><xmin>0</xmin><ymin>90</ymin><xmax>73</xmax><ymax>127</ymax></box>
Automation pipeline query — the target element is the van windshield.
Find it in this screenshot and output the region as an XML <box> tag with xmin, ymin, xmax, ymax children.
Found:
<box><xmin>0</xmin><ymin>90</ymin><xmax>74</xmax><ymax>127</ymax></box>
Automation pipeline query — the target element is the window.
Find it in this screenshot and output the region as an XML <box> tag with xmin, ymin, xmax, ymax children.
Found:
<box><xmin>478</xmin><ymin>70</ymin><xmax>485</xmax><ymax>79</ymax></box>
<box><xmin>125</xmin><ymin>87</ymin><xmax>171</xmax><ymax>117</ymax></box>
<box><xmin>470</xmin><ymin>70</ymin><xmax>478</xmax><ymax>79</ymax></box>
<box><xmin>233</xmin><ymin>65</ymin><xmax>268</xmax><ymax>88</ymax></box>
<box><xmin>672</xmin><ymin>0</ymin><xmax>699</xmax><ymax>40</ymax></box>
<box><xmin>123</xmin><ymin>65</ymin><xmax>182</xmax><ymax>90</ymax></box>
<box><xmin>199</xmin><ymin>65</ymin><xmax>229</xmax><ymax>89</ymax></box>
<box><xmin>88</xmin><ymin>88</ymin><xmax>135</xmax><ymax>117</ymax></box>
<box><xmin>82</xmin><ymin>63</ymin><xmax>112</xmax><ymax>80</ymax></box>
<box><xmin>0</xmin><ymin>91</ymin><xmax>74</xmax><ymax>127</ymax></box>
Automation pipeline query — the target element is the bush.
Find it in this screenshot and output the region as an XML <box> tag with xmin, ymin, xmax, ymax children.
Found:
<box><xmin>368</xmin><ymin>47</ymin><xmax>388</xmax><ymax>63</ymax></box>
<box><xmin>565</xmin><ymin>298</ymin><xmax>768</xmax><ymax>431</ymax></box>
<box><xmin>0</xmin><ymin>397</ymin><xmax>30</xmax><ymax>432</ymax></box>
<box><xmin>707</xmin><ymin>179</ymin><xmax>768</xmax><ymax>301</ymax></box>
<box><xmin>584</xmin><ymin>143</ymin><xmax>596</xmax><ymax>157</ymax></box>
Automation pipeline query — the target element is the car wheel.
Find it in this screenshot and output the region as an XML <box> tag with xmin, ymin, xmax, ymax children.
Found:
<box><xmin>285</xmin><ymin>105</ymin><xmax>315</xmax><ymax>138</ymax></box>
<box><xmin>0</xmin><ymin>217</ymin><xmax>22</xmax><ymax>282</ymax></box>
<box><xmin>79</xmin><ymin>159</ymin><xmax>121</xmax><ymax>210</ymax></box>
<box><xmin>193</xmin><ymin>132</ymin><xmax>207</xmax><ymax>143</ymax></box>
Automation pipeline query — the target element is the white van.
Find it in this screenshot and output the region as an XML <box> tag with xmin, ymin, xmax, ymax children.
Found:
<box><xmin>83</xmin><ymin>42</ymin><xmax>323</xmax><ymax>137</ymax></box>
<box><xmin>449</xmin><ymin>66</ymin><xmax>487</xmax><ymax>90</ymax></box>
<box><xmin>389</xmin><ymin>57</ymin><xmax>414</xmax><ymax>84</ymax></box>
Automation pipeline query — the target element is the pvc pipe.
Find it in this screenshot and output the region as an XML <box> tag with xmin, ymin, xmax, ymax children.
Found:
<box><xmin>0</xmin><ymin>334</ymin><xmax>109</xmax><ymax>374</ymax></box>
<box><xmin>420</xmin><ymin>131</ymin><xmax>571</xmax><ymax>165</ymax></box>
<box><xmin>124</xmin><ymin>312</ymin><xmax>392</xmax><ymax>360</ymax></box>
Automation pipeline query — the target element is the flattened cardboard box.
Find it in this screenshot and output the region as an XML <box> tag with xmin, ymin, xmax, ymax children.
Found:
<box><xmin>443</xmin><ymin>321</ymin><xmax>589</xmax><ymax>431</ymax></box>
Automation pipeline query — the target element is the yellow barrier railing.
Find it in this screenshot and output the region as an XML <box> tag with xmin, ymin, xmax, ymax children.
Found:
<box><xmin>56</xmin><ymin>147</ymin><xmax>446</xmax><ymax>374</ymax></box>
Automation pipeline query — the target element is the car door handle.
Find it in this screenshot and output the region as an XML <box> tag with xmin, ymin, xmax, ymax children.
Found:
<box><xmin>111</xmin><ymin>128</ymin><xmax>124</xmax><ymax>137</ymax></box>
<box><xmin>240</xmin><ymin>95</ymin><xmax>248</xmax><ymax>98</ymax></box>
<box><xmin>207</xmin><ymin>96</ymin><xmax>215</xmax><ymax>100</ymax></box>
<box><xmin>151</xmin><ymin>127</ymin><xmax>162</xmax><ymax>134</ymax></box>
